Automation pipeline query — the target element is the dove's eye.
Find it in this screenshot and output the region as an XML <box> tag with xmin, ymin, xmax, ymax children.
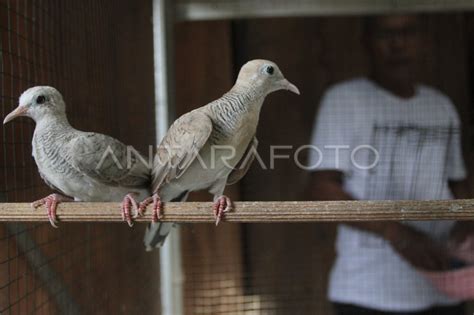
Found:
<box><xmin>265</xmin><ymin>66</ymin><xmax>274</xmax><ymax>75</ymax></box>
<box><xmin>36</xmin><ymin>95</ymin><xmax>46</xmax><ymax>104</ymax></box>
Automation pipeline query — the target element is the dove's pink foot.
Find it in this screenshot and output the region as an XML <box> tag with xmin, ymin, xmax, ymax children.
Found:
<box><xmin>139</xmin><ymin>194</ymin><xmax>162</xmax><ymax>223</ymax></box>
<box><xmin>121</xmin><ymin>193</ymin><xmax>139</xmax><ymax>227</ymax></box>
<box><xmin>213</xmin><ymin>195</ymin><xmax>232</xmax><ymax>226</ymax></box>
<box><xmin>31</xmin><ymin>193</ymin><xmax>73</xmax><ymax>228</ymax></box>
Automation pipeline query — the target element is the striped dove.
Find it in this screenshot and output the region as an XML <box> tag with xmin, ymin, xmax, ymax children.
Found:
<box><xmin>3</xmin><ymin>86</ymin><xmax>150</xmax><ymax>227</ymax></box>
<box><xmin>140</xmin><ymin>59</ymin><xmax>300</xmax><ymax>250</ymax></box>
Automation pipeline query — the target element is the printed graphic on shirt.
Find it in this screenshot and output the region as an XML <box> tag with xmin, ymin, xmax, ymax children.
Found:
<box><xmin>364</xmin><ymin>123</ymin><xmax>459</xmax><ymax>200</ymax></box>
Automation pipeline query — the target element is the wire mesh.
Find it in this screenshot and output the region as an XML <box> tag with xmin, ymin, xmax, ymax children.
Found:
<box><xmin>0</xmin><ymin>0</ymin><xmax>159</xmax><ymax>314</ymax></box>
<box><xmin>1</xmin><ymin>1</ymin><xmax>474</xmax><ymax>315</ymax></box>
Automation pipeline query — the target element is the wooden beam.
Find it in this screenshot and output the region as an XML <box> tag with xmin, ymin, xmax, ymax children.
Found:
<box><xmin>0</xmin><ymin>200</ymin><xmax>473</xmax><ymax>222</ymax></box>
<box><xmin>176</xmin><ymin>0</ymin><xmax>474</xmax><ymax>21</ymax></box>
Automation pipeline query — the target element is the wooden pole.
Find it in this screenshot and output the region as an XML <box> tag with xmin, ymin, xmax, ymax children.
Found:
<box><xmin>0</xmin><ymin>200</ymin><xmax>473</xmax><ymax>222</ymax></box>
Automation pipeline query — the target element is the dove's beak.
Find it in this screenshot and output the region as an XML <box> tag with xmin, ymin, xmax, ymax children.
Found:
<box><xmin>280</xmin><ymin>79</ymin><xmax>300</xmax><ymax>95</ymax></box>
<box><xmin>3</xmin><ymin>106</ymin><xmax>28</xmax><ymax>124</ymax></box>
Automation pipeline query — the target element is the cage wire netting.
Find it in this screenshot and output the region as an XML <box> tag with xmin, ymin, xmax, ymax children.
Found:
<box><xmin>0</xmin><ymin>0</ymin><xmax>159</xmax><ymax>314</ymax></box>
<box><xmin>0</xmin><ymin>1</ymin><xmax>337</xmax><ymax>311</ymax></box>
<box><xmin>2</xmin><ymin>1</ymin><xmax>474</xmax><ymax>315</ymax></box>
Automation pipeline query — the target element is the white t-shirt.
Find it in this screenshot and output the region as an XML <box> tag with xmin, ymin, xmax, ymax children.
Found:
<box><xmin>309</xmin><ymin>78</ymin><xmax>467</xmax><ymax>312</ymax></box>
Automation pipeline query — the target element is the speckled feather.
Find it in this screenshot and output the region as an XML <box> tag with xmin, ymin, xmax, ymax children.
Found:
<box><xmin>144</xmin><ymin>59</ymin><xmax>299</xmax><ymax>250</ymax></box>
<box><xmin>20</xmin><ymin>86</ymin><xmax>150</xmax><ymax>202</ymax></box>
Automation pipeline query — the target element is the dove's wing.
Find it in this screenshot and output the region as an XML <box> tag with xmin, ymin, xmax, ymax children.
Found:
<box><xmin>152</xmin><ymin>110</ymin><xmax>213</xmax><ymax>192</ymax></box>
<box><xmin>69</xmin><ymin>132</ymin><xmax>150</xmax><ymax>188</ymax></box>
<box><xmin>227</xmin><ymin>136</ymin><xmax>258</xmax><ymax>185</ymax></box>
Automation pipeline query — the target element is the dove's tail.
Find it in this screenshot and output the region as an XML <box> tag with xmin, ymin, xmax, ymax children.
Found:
<box><xmin>143</xmin><ymin>222</ymin><xmax>174</xmax><ymax>251</ymax></box>
<box><xmin>143</xmin><ymin>191</ymin><xmax>189</xmax><ymax>251</ymax></box>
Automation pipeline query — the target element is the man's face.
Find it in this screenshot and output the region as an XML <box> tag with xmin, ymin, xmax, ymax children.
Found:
<box><xmin>368</xmin><ymin>15</ymin><xmax>422</xmax><ymax>82</ymax></box>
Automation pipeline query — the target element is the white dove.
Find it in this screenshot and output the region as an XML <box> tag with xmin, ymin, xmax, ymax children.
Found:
<box><xmin>3</xmin><ymin>86</ymin><xmax>150</xmax><ymax>227</ymax></box>
<box><xmin>140</xmin><ymin>59</ymin><xmax>299</xmax><ymax>250</ymax></box>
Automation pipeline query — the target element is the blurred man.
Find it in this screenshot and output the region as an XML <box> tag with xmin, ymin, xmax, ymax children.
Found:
<box><xmin>309</xmin><ymin>15</ymin><xmax>471</xmax><ymax>315</ymax></box>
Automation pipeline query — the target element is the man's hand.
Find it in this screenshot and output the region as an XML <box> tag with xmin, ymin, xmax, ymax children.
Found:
<box><xmin>385</xmin><ymin>223</ymin><xmax>450</xmax><ymax>271</ymax></box>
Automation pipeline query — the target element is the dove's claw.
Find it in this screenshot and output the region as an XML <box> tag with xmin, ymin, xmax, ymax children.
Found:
<box><xmin>151</xmin><ymin>194</ymin><xmax>163</xmax><ymax>223</ymax></box>
<box><xmin>31</xmin><ymin>193</ymin><xmax>72</xmax><ymax>228</ymax></box>
<box><xmin>121</xmin><ymin>193</ymin><xmax>139</xmax><ymax>227</ymax></box>
<box><xmin>138</xmin><ymin>197</ymin><xmax>152</xmax><ymax>216</ymax></box>
<box><xmin>138</xmin><ymin>193</ymin><xmax>158</xmax><ymax>217</ymax></box>
<box><xmin>138</xmin><ymin>193</ymin><xmax>162</xmax><ymax>222</ymax></box>
<box><xmin>31</xmin><ymin>199</ymin><xmax>44</xmax><ymax>209</ymax></box>
<box><xmin>213</xmin><ymin>195</ymin><xmax>232</xmax><ymax>226</ymax></box>
<box><xmin>46</xmin><ymin>197</ymin><xmax>59</xmax><ymax>228</ymax></box>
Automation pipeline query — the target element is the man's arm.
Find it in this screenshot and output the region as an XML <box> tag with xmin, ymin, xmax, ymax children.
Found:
<box><xmin>310</xmin><ymin>170</ymin><xmax>449</xmax><ymax>270</ymax></box>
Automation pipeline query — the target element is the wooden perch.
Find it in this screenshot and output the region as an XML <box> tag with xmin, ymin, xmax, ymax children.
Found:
<box><xmin>0</xmin><ymin>200</ymin><xmax>473</xmax><ymax>223</ymax></box>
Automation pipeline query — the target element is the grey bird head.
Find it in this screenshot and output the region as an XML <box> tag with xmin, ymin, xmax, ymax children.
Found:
<box><xmin>236</xmin><ymin>59</ymin><xmax>300</xmax><ymax>96</ymax></box>
<box><xmin>3</xmin><ymin>86</ymin><xmax>66</xmax><ymax>124</ymax></box>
